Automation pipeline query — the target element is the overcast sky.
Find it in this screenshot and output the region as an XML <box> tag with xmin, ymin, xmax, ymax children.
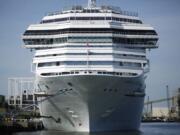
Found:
<box><xmin>0</xmin><ymin>0</ymin><xmax>180</xmax><ymax>103</ymax></box>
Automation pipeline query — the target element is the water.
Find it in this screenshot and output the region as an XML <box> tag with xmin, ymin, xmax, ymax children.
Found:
<box><xmin>11</xmin><ymin>123</ymin><xmax>180</xmax><ymax>135</ymax></box>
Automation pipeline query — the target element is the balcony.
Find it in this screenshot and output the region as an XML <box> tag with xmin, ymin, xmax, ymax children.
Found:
<box><xmin>118</xmin><ymin>43</ymin><xmax>159</xmax><ymax>49</ymax></box>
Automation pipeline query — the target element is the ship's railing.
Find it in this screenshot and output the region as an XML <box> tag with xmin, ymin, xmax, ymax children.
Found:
<box><xmin>34</xmin><ymin>54</ymin><xmax>146</xmax><ymax>61</ymax></box>
<box><xmin>109</xmin><ymin>21</ymin><xmax>151</xmax><ymax>27</ymax></box>
<box><xmin>46</xmin><ymin>5</ymin><xmax>86</xmax><ymax>16</ymax></box>
<box><xmin>37</xmin><ymin>65</ymin><xmax>143</xmax><ymax>72</ymax></box>
<box><xmin>46</xmin><ymin>5</ymin><xmax>138</xmax><ymax>17</ymax></box>
<box><xmin>39</xmin><ymin>70</ymin><xmax>141</xmax><ymax>77</ymax></box>
<box><xmin>101</xmin><ymin>5</ymin><xmax>138</xmax><ymax>17</ymax></box>
<box><xmin>23</xmin><ymin>42</ymin><xmax>158</xmax><ymax>49</ymax></box>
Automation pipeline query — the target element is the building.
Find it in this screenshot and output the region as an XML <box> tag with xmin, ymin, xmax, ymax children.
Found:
<box><xmin>152</xmin><ymin>107</ymin><xmax>169</xmax><ymax>118</ymax></box>
<box><xmin>8</xmin><ymin>78</ymin><xmax>37</xmax><ymax>111</ymax></box>
<box><xmin>0</xmin><ymin>95</ymin><xmax>6</xmax><ymax>115</ymax></box>
<box><xmin>0</xmin><ymin>95</ymin><xmax>5</xmax><ymax>106</ymax></box>
<box><xmin>178</xmin><ymin>88</ymin><xmax>180</xmax><ymax>118</ymax></box>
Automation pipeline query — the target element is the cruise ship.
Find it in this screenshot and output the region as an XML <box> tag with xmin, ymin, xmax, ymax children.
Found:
<box><xmin>22</xmin><ymin>0</ymin><xmax>158</xmax><ymax>132</ymax></box>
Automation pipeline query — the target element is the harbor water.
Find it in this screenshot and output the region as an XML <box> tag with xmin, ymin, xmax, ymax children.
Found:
<box><xmin>11</xmin><ymin>123</ymin><xmax>180</xmax><ymax>135</ymax></box>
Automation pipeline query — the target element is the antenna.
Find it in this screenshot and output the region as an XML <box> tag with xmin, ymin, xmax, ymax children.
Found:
<box><xmin>88</xmin><ymin>0</ymin><xmax>96</xmax><ymax>8</ymax></box>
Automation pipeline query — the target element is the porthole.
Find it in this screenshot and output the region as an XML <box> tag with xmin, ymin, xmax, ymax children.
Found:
<box><xmin>68</xmin><ymin>82</ymin><xmax>73</xmax><ymax>86</ymax></box>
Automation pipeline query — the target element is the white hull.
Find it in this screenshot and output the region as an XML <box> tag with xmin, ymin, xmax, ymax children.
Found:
<box><xmin>37</xmin><ymin>74</ymin><xmax>145</xmax><ymax>132</ymax></box>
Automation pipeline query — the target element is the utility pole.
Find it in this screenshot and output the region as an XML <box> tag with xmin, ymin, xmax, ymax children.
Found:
<box><xmin>150</xmin><ymin>102</ymin><xmax>153</xmax><ymax>117</ymax></box>
<box><xmin>166</xmin><ymin>85</ymin><xmax>170</xmax><ymax>118</ymax></box>
<box><xmin>147</xmin><ymin>96</ymin><xmax>150</xmax><ymax>117</ymax></box>
<box><xmin>178</xmin><ymin>88</ymin><xmax>180</xmax><ymax>119</ymax></box>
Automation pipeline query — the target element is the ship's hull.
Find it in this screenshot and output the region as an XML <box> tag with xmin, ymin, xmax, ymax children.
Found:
<box><xmin>36</xmin><ymin>74</ymin><xmax>145</xmax><ymax>132</ymax></box>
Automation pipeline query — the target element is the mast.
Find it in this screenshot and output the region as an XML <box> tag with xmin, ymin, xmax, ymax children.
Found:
<box><xmin>88</xmin><ymin>0</ymin><xmax>96</xmax><ymax>8</ymax></box>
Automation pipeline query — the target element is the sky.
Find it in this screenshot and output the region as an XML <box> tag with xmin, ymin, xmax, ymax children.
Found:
<box><xmin>0</xmin><ymin>0</ymin><xmax>180</xmax><ymax>103</ymax></box>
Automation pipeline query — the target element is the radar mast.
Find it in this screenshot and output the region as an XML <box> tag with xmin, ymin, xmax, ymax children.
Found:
<box><xmin>88</xmin><ymin>0</ymin><xmax>96</xmax><ymax>8</ymax></box>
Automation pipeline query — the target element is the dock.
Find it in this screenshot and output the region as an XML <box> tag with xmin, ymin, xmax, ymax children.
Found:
<box><xmin>142</xmin><ymin>87</ymin><xmax>180</xmax><ymax>122</ymax></box>
<box><xmin>0</xmin><ymin>117</ymin><xmax>44</xmax><ymax>133</ymax></box>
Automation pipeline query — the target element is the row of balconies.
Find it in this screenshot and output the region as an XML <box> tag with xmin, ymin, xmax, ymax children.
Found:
<box><xmin>33</xmin><ymin>44</ymin><xmax>146</xmax><ymax>54</ymax></box>
<box><xmin>35</xmin><ymin>65</ymin><xmax>147</xmax><ymax>75</ymax></box>
<box><xmin>34</xmin><ymin>55</ymin><xmax>146</xmax><ymax>61</ymax></box>
<box><xmin>22</xmin><ymin>33</ymin><xmax>157</xmax><ymax>39</ymax></box>
<box><xmin>33</xmin><ymin>57</ymin><xmax>147</xmax><ymax>65</ymax></box>
<box><xmin>24</xmin><ymin>43</ymin><xmax>157</xmax><ymax>49</ymax></box>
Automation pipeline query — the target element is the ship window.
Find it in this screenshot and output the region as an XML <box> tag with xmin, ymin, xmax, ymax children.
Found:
<box><xmin>56</xmin><ymin>62</ymin><xmax>60</xmax><ymax>66</ymax></box>
<box><xmin>62</xmin><ymin>72</ymin><xmax>70</xmax><ymax>75</ymax></box>
<box><xmin>106</xmin><ymin>17</ymin><xmax>112</xmax><ymax>20</ymax></box>
<box><xmin>16</xmin><ymin>100</ymin><xmax>20</xmax><ymax>104</ymax></box>
<box><xmin>28</xmin><ymin>95</ymin><xmax>33</xmax><ymax>100</ymax></box>
<box><xmin>119</xmin><ymin>62</ymin><xmax>123</xmax><ymax>66</ymax></box>
<box><xmin>68</xmin><ymin>82</ymin><xmax>73</xmax><ymax>86</ymax></box>
<box><xmin>10</xmin><ymin>100</ymin><xmax>14</xmax><ymax>104</ymax></box>
<box><xmin>38</xmin><ymin>62</ymin><xmax>56</xmax><ymax>67</ymax></box>
<box><xmin>132</xmin><ymin>73</ymin><xmax>137</xmax><ymax>76</ymax></box>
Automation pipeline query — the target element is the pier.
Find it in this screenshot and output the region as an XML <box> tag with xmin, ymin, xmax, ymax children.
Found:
<box><xmin>0</xmin><ymin>78</ymin><xmax>44</xmax><ymax>133</ymax></box>
<box><xmin>142</xmin><ymin>87</ymin><xmax>180</xmax><ymax>122</ymax></box>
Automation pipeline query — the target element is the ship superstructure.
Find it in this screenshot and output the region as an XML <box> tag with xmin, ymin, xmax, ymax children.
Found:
<box><xmin>22</xmin><ymin>0</ymin><xmax>158</xmax><ymax>132</ymax></box>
